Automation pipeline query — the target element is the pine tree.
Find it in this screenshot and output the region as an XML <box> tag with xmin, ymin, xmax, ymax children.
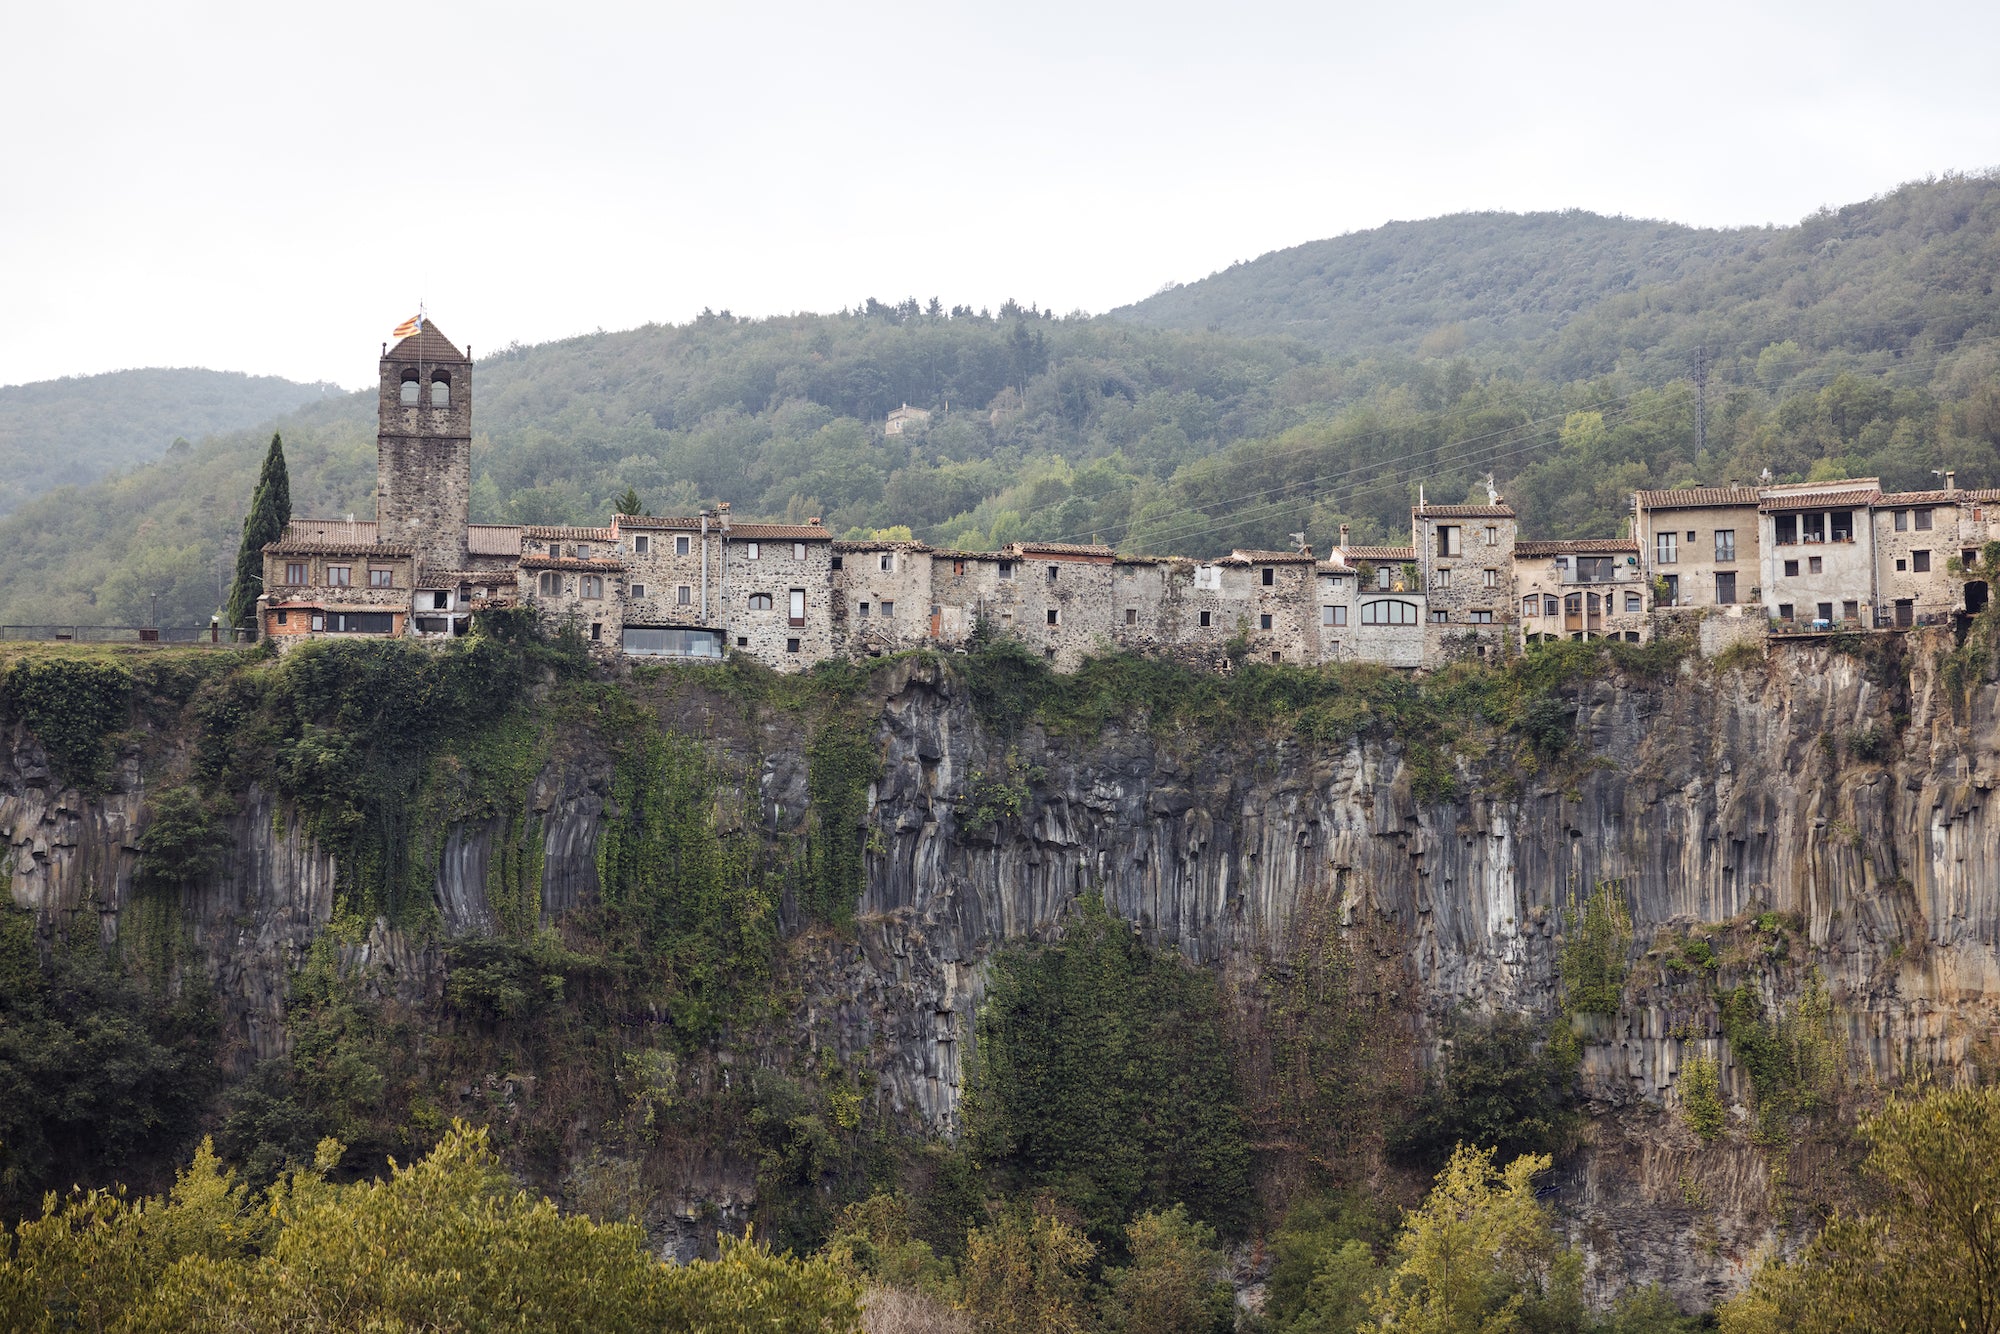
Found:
<box><xmin>614</xmin><ymin>486</ymin><xmax>642</xmax><ymax>517</ymax></box>
<box><xmin>226</xmin><ymin>433</ymin><xmax>291</xmax><ymax>635</ymax></box>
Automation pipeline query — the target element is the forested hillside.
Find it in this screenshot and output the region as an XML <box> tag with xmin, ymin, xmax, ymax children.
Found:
<box><xmin>4</xmin><ymin>174</ymin><xmax>1998</xmax><ymax>627</ymax></box>
<box><xmin>0</xmin><ymin>368</ymin><xmax>332</xmax><ymax>517</ymax></box>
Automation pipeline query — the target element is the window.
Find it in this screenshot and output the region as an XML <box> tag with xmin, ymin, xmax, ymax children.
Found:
<box><xmin>1047</xmin><ymin>608</ymin><xmax>1059</xmax><ymax>625</ymax></box>
<box><xmin>1808</xmin><ymin>556</ymin><xmax>1823</xmax><ymax>574</ymax></box>
<box><xmin>748</xmin><ymin>592</ymin><xmax>773</xmax><ymax>610</ymax></box>
<box><xmin>1435</xmin><ymin>567</ymin><xmax>1452</xmax><ymax>591</ymax></box>
<box><xmin>1199</xmin><ymin>610</ymin><xmax>1212</xmax><ymax>627</ymax></box>
<box><xmin>1259</xmin><ymin>613</ymin><xmax>1272</xmax><ymax>630</ymax></box>
<box><xmin>1715</xmin><ymin>529</ymin><xmax>1736</xmax><ymax>562</ymax></box>
<box><xmin>1575</xmin><ymin>556</ymin><xmax>1615</xmax><ymax>582</ymax></box>
<box><xmin>1272</xmin><ymin>651</ymin><xmax>1282</xmax><ymax>663</ymax></box>
<box><xmin>1469</xmin><ymin>610</ymin><xmax>1494</xmax><ymax>624</ymax></box>
<box><xmin>433</xmin><ymin>591</ymin><xmax>450</xmax><ymax>610</ymax></box>
<box><xmin>285</xmin><ymin>562</ymin><xmax>306</xmax><ymax>585</ymax></box>
<box><xmin>276</xmin><ymin>609</ymin><xmax>288</xmax><ymax>625</ymax></box>
<box><xmin>1716</xmin><ymin>571</ymin><xmax>1736</xmax><ymax>605</ymax></box>
<box><xmin>327</xmin><ymin>565</ymin><xmax>351</xmax><ymax>586</ymax></box>
<box><xmin>311</xmin><ymin>612</ymin><xmax>324</xmax><ymax>631</ymax></box>
<box><xmin>858</xmin><ymin>602</ymin><xmax>870</xmax><ymax>617</ymax></box>
<box><xmin>622</xmin><ymin>627</ymin><xmax>725</xmax><ymax>658</ymax></box>
<box><xmin>575</xmin><ymin>544</ymin><xmax>590</xmax><ymax>559</ymax></box>
<box><xmin>1482</xmin><ymin>568</ymin><xmax>1497</xmax><ymax>588</ymax></box>
<box><xmin>786</xmin><ymin>638</ymin><xmax>800</xmax><ymax>653</ymax></box>
<box><xmin>881</xmin><ymin>600</ymin><xmax>895</xmax><ymax>618</ymax></box>
<box><xmin>677</xmin><ymin>585</ymin><xmax>692</xmax><ymax>605</ymax></box>
<box><xmin>1430</xmin><ymin>609</ymin><xmax>1450</xmax><ymax>623</ymax></box>
<box><xmin>1360</xmin><ymin>599</ymin><xmax>1419</xmax><ymax>625</ymax></box>
<box><xmin>1843</xmin><ymin>600</ymin><xmax>1859</xmax><ymax>621</ymax></box>
<box><xmin>1660</xmin><ymin>574</ymin><xmax>1679</xmax><ymax>605</ymax></box>
<box><xmin>1544</xmin><ymin>596</ymin><xmax>1559</xmax><ymax>616</ymax></box>
<box><xmin>794</xmin><ymin>543</ymin><xmax>806</xmax><ymax>560</ymax></box>
<box><xmin>1776</xmin><ymin>515</ymin><xmax>1798</xmax><ymax>544</ymax></box>
<box><xmin>1437</xmin><ymin>526</ymin><xmax>1461</xmax><ymax>556</ymax></box>
<box><xmin>1913</xmin><ymin>550</ymin><xmax>1931</xmax><ymax>572</ymax></box>
<box><xmin>1967</xmin><ymin>549</ymin><xmax>1982</xmax><ymax>568</ymax></box>
<box><xmin>1625</xmin><ymin>592</ymin><xmax>1642</xmax><ymax>613</ymax></box>
<box><xmin>880</xmin><ymin>553</ymin><xmax>894</xmax><ymax>572</ymax></box>
<box><xmin>831</xmin><ymin>555</ymin><xmax>844</xmax><ymax>570</ymax></box>
<box><xmin>737</xmin><ymin>636</ymin><xmax>749</xmax><ymax>647</ymax></box>
<box><xmin>998</xmin><ymin>561</ymin><xmax>1013</xmax><ymax>579</ymax></box>
<box><xmin>745</xmin><ymin>541</ymin><xmax>760</xmax><ymax>559</ymax></box>
<box><xmin>1784</xmin><ymin>560</ymin><xmax>1800</xmax><ymax>576</ymax></box>
<box><xmin>676</xmin><ymin>535</ymin><xmax>691</xmax><ymax>556</ymax></box>
<box><xmin>1915</xmin><ymin>509</ymin><xmax>1934</xmax><ymax>531</ymax></box>
<box><xmin>1523</xmin><ymin>596</ymin><xmax>1540</xmax><ymax>617</ymax></box>
<box><xmin>1376</xmin><ymin>567</ymin><xmax>1392</xmax><ymax>590</ymax></box>
<box><xmin>430</xmin><ymin>372</ymin><xmax>450</xmax><ymax>407</ymax></box>
<box><xmin>633</xmin><ymin>534</ymin><xmax>650</xmax><ymax>554</ymax></box>
<box><xmin>399</xmin><ymin>369</ymin><xmax>420</xmax><ymax>405</ymax></box>
<box><xmin>1125</xmin><ymin>608</ymin><xmax>1137</xmax><ymax>625</ymax></box>
<box><xmin>789</xmin><ymin>589</ymin><xmax>805</xmax><ymax>624</ymax></box>
<box><xmin>631</xmin><ymin>583</ymin><xmax>647</xmax><ymax>598</ymax></box>
<box><xmin>1895</xmin><ymin>510</ymin><xmax>1909</xmax><ymax>531</ymax></box>
<box><xmin>1818</xmin><ymin>601</ymin><xmax>1835</xmax><ymax>623</ymax></box>
<box><xmin>1261</xmin><ymin>567</ymin><xmax>1275</xmax><ymax>586</ymax></box>
<box><xmin>1047</xmin><ymin>565</ymin><xmax>1059</xmax><ymax>581</ymax></box>
<box><xmin>1778</xmin><ymin>603</ymin><xmax>1794</xmax><ymax>620</ymax></box>
<box><xmin>1830</xmin><ymin>511</ymin><xmax>1853</xmax><ymax>542</ymax></box>
<box><xmin>325</xmin><ymin>611</ymin><xmax>394</xmax><ymax>634</ymax></box>
<box><xmin>1896</xmin><ymin>559</ymin><xmax>1907</xmax><ymax>572</ymax></box>
<box><xmin>538</xmin><ymin>571</ymin><xmax>562</xmax><ymax>595</ymax></box>
<box><xmin>369</xmin><ymin>567</ymin><xmax>394</xmax><ymax>588</ymax></box>
<box><xmin>1654</xmin><ymin>532</ymin><xmax>1677</xmax><ymax>564</ymax></box>
<box><xmin>1325</xmin><ymin>605</ymin><xmax>1347</xmax><ymax>626</ymax></box>
<box><xmin>1485</xmin><ymin>526</ymin><xmax>1498</xmax><ymax>546</ymax></box>
<box><xmin>590</xmin><ymin>622</ymin><xmax>601</xmax><ymax>641</ymax></box>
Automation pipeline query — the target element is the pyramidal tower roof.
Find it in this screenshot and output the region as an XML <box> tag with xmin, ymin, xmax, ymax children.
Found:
<box><xmin>385</xmin><ymin>320</ymin><xmax>466</xmax><ymax>362</ymax></box>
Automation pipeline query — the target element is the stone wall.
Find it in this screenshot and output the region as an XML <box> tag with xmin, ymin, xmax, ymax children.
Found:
<box><xmin>719</xmin><ymin>533</ymin><xmax>833</xmax><ymax>669</ymax></box>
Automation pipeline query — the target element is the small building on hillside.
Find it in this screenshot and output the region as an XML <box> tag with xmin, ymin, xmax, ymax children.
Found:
<box><xmin>884</xmin><ymin>403</ymin><xmax>932</xmax><ymax>436</ymax></box>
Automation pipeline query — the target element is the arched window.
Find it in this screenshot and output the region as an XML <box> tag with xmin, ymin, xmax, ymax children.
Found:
<box><xmin>1359</xmin><ymin>599</ymin><xmax>1418</xmax><ymax>626</ymax></box>
<box><xmin>399</xmin><ymin>368</ymin><xmax>420</xmax><ymax>405</ymax></box>
<box><xmin>430</xmin><ymin>371</ymin><xmax>451</xmax><ymax>407</ymax></box>
<box><xmin>538</xmin><ymin>571</ymin><xmax>562</xmax><ymax>596</ymax></box>
<box><xmin>747</xmin><ymin>592</ymin><xmax>773</xmax><ymax>610</ymax></box>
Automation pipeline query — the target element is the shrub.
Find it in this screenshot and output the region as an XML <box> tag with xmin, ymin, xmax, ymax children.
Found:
<box><xmin>1394</xmin><ymin>1010</ymin><xmax>1577</xmax><ymax>1169</ymax></box>
<box><xmin>1680</xmin><ymin>1054</ymin><xmax>1725</xmax><ymax>1142</ymax></box>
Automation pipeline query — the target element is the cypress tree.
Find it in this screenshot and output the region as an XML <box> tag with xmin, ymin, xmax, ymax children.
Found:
<box><xmin>226</xmin><ymin>433</ymin><xmax>291</xmax><ymax>635</ymax></box>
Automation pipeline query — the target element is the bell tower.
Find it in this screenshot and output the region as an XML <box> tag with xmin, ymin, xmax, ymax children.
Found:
<box><xmin>376</xmin><ymin>320</ymin><xmax>472</xmax><ymax>571</ymax></box>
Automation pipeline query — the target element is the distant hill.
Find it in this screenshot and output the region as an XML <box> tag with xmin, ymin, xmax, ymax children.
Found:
<box><xmin>1114</xmin><ymin>173</ymin><xmax>2000</xmax><ymax>384</ymax></box>
<box><xmin>2</xmin><ymin>175</ymin><xmax>1997</xmax><ymax>627</ymax></box>
<box><xmin>0</xmin><ymin>368</ymin><xmax>334</xmax><ymax>515</ymax></box>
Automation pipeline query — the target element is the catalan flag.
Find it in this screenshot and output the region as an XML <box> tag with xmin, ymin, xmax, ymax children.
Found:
<box><xmin>391</xmin><ymin>313</ymin><xmax>424</xmax><ymax>340</ymax></box>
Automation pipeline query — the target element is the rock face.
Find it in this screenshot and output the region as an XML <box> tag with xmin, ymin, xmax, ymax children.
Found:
<box><xmin>8</xmin><ymin>632</ymin><xmax>2000</xmax><ymax>1308</ymax></box>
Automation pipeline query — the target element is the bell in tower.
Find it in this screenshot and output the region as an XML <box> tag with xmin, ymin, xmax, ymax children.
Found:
<box><xmin>376</xmin><ymin>319</ymin><xmax>472</xmax><ymax>572</ymax></box>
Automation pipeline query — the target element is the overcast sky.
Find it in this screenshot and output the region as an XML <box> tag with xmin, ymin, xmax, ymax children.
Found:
<box><xmin>4</xmin><ymin>0</ymin><xmax>1995</xmax><ymax>389</ymax></box>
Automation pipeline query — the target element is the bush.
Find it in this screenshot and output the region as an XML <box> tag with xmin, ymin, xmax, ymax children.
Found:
<box><xmin>1394</xmin><ymin>1010</ymin><xmax>1577</xmax><ymax>1170</ymax></box>
<box><xmin>1679</xmin><ymin>1054</ymin><xmax>1725</xmax><ymax>1142</ymax></box>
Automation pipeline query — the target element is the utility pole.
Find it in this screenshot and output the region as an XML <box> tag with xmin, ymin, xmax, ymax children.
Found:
<box><xmin>1693</xmin><ymin>346</ymin><xmax>1709</xmax><ymax>456</ymax></box>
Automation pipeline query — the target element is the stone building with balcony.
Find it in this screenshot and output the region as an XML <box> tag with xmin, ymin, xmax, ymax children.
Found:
<box><xmin>1513</xmin><ymin>539</ymin><xmax>1645</xmax><ymax>643</ymax></box>
<box><xmin>1632</xmin><ymin>486</ymin><xmax>1760</xmax><ymax>616</ymax></box>
<box><xmin>1757</xmin><ymin>480</ymin><xmax>1884</xmax><ymax>629</ymax></box>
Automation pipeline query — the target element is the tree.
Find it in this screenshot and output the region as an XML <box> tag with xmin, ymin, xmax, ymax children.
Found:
<box><xmin>1099</xmin><ymin>1206</ymin><xmax>1234</xmax><ymax>1334</ymax></box>
<box><xmin>1370</xmin><ymin>1145</ymin><xmax>1583</xmax><ymax>1334</ymax></box>
<box><xmin>615</xmin><ymin>485</ymin><xmax>642</xmax><ymax>517</ymax></box>
<box><xmin>224</xmin><ymin>432</ymin><xmax>289</xmax><ymax>635</ymax></box>
<box><xmin>1722</xmin><ymin>1085</ymin><xmax>2000</xmax><ymax>1334</ymax></box>
<box><xmin>958</xmin><ymin>1198</ymin><xmax>1095</xmax><ymax>1334</ymax></box>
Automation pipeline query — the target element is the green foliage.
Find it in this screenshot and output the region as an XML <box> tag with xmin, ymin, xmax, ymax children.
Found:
<box><xmin>1396</xmin><ymin>1010</ymin><xmax>1578</xmax><ymax>1170</ymax></box>
<box><xmin>1559</xmin><ymin>882</ymin><xmax>1633</xmax><ymax>1018</ymax></box>
<box><xmin>1845</xmin><ymin>724</ymin><xmax>1891</xmax><ymax>763</ymax></box>
<box><xmin>1370</xmin><ymin>1145</ymin><xmax>1583</xmax><ymax>1334</ymax></box>
<box><xmin>0</xmin><ymin>1122</ymin><xmax>862</xmax><ymax>1333</ymax></box>
<box><xmin>958</xmin><ymin>1196</ymin><xmax>1096</xmax><ymax>1334</ymax></box>
<box><xmin>134</xmin><ymin>785</ymin><xmax>233</xmax><ymax>887</ymax></box>
<box><xmin>965</xmin><ymin>895</ymin><xmax>1250</xmax><ymax>1249</ymax></box>
<box><xmin>0</xmin><ymin>907</ymin><xmax>217</xmax><ymax>1217</ymax></box>
<box><xmin>804</xmin><ymin>717</ymin><xmax>876</xmax><ymax>924</ymax></box>
<box><xmin>1679</xmin><ymin>1055</ymin><xmax>1726</xmax><ymax>1142</ymax></box>
<box><xmin>0</xmin><ymin>658</ymin><xmax>132</xmax><ymax>790</ymax></box>
<box><xmin>1261</xmin><ymin>1192</ymin><xmax>1392</xmax><ymax>1329</ymax></box>
<box><xmin>225</xmin><ymin>432</ymin><xmax>290</xmax><ymax>633</ymax></box>
<box><xmin>1722</xmin><ymin>1085</ymin><xmax>2000</xmax><ymax>1334</ymax></box>
<box><xmin>1719</xmin><ymin>971</ymin><xmax>1839</xmax><ymax>1145</ymax></box>
<box><xmin>1098</xmin><ymin>1205</ymin><xmax>1234</xmax><ymax>1334</ymax></box>
<box><xmin>822</xmin><ymin>1193</ymin><xmax>956</xmax><ymax>1295</ymax></box>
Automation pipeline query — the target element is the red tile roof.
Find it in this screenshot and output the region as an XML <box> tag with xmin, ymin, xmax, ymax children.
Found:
<box><xmin>1876</xmin><ymin>488</ymin><xmax>2000</xmax><ymax>505</ymax></box>
<box><xmin>834</xmin><ymin>539</ymin><xmax>934</xmax><ymax>552</ymax></box>
<box><xmin>284</xmin><ymin>519</ymin><xmax>379</xmax><ymax>544</ymax></box>
<box><xmin>728</xmin><ymin>524</ymin><xmax>834</xmax><ymax>540</ymax></box>
<box><xmin>1759</xmin><ymin>488</ymin><xmax>1882</xmax><ymax>512</ymax></box>
<box><xmin>466</xmin><ymin>524</ymin><xmax>524</xmax><ymax>555</ymax></box>
<box><xmin>1337</xmin><ymin>546</ymin><xmax>1416</xmax><ymax>562</ymax></box>
<box><xmin>518</xmin><ymin>556</ymin><xmax>627</xmax><ymax>572</ymax></box>
<box><xmin>1227</xmin><ymin>548</ymin><xmax>1315</xmax><ymax>563</ymax></box>
<box><xmin>613</xmin><ymin>513</ymin><xmax>705</xmax><ymax>531</ymax></box>
<box><xmin>264</xmin><ymin>540</ymin><xmax>416</xmax><ymax>556</ymax></box>
<box><xmin>1514</xmin><ymin>539</ymin><xmax>1640</xmax><ymax>556</ymax></box>
<box><xmin>1007</xmin><ymin>541</ymin><xmax>1116</xmax><ymax>558</ymax></box>
<box><xmin>523</xmin><ymin>526</ymin><xmax>615</xmax><ymax>541</ymax></box>
<box><xmin>1632</xmin><ymin>487</ymin><xmax>1761</xmax><ymax>509</ymax></box>
<box><xmin>1414</xmin><ymin>504</ymin><xmax>1515</xmax><ymax>518</ymax></box>
<box><xmin>385</xmin><ymin>322</ymin><xmax>466</xmax><ymax>362</ymax></box>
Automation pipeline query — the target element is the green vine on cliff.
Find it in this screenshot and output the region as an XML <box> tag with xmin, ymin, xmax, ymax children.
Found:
<box><xmin>803</xmin><ymin>718</ymin><xmax>875</xmax><ymax>926</ymax></box>
<box><xmin>0</xmin><ymin>658</ymin><xmax>133</xmax><ymax>791</ymax></box>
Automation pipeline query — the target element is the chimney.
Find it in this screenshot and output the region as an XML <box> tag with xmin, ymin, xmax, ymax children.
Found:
<box><xmin>1339</xmin><ymin>523</ymin><xmax>1351</xmax><ymax>550</ymax></box>
<box><xmin>1946</xmin><ymin>470</ymin><xmax>1958</xmax><ymax>493</ymax></box>
<box><xmin>808</xmin><ymin>517</ymin><xmax>822</xmax><ymax>527</ymax></box>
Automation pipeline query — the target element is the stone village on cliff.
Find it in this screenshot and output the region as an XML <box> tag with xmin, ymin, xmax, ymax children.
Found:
<box><xmin>258</xmin><ymin>321</ymin><xmax>2000</xmax><ymax>671</ymax></box>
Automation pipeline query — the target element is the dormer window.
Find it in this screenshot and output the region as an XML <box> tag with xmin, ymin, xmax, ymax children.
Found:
<box><xmin>399</xmin><ymin>369</ymin><xmax>420</xmax><ymax>405</ymax></box>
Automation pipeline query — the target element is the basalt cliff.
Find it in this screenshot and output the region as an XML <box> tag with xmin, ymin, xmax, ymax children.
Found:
<box><xmin>5</xmin><ymin>629</ymin><xmax>1998</xmax><ymax>1312</ymax></box>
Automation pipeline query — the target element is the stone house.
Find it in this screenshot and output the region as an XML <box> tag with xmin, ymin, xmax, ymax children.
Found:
<box><xmin>1632</xmin><ymin>486</ymin><xmax>1760</xmax><ymax>615</ymax></box>
<box><xmin>719</xmin><ymin>522</ymin><xmax>835</xmax><ymax>666</ymax></box>
<box><xmin>1320</xmin><ymin>540</ymin><xmax>1426</xmax><ymax>667</ymax></box>
<box><xmin>835</xmin><ymin>540</ymin><xmax>936</xmax><ymax>656</ymax></box>
<box><xmin>884</xmin><ymin>403</ymin><xmax>932</xmax><ymax>436</ymax></box>
<box><xmin>1412</xmin><ymin>502</ymin><xmax>1516</xmax><ymax>659</ymax></box>
<box><xmin>1513</xmin><ymin>539</ymin><xmax>1645</xmax><ymax>644</ymax></box>
<box><xmin>1757</xmin><ymin>481</ymin><xmax>1884</xmax><ymax>628</ymax></box>
<box><xmin>262</xmin><ymin>522</ymin><xmax>416</xmax><ymax>640</ymax></box>
<box><xmin>518</xmin><ymin>551</ymin><xmax>626</xmax><ymax>652</ymax></box>
<box><xmin>1871</xmin><ymin>480</ymin><xmax>2000</xmax><ymax>627</ymax></box>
